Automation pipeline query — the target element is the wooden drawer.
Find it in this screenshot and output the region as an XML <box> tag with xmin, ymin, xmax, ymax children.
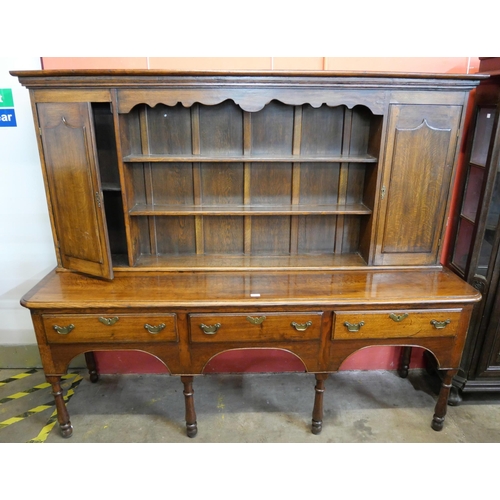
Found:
<box><xmin>332</xmin><ymin>309</ymin><xmax>462</xmax><ymax>340</ymax></box>
<box><xmin>189</xmin><ymin>312</ymin><xmax>322</xmax><ymax>343</ymax></box>
<box><xmin>43</xmin><ymin>313</ymin><xmax>178</xmax><ymax>343</ymax></box>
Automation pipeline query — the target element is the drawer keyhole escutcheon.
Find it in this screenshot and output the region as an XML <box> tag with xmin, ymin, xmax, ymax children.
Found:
<box><xmin>53</xmin><ymin>324</ymin><xmax>75</xmax><ymax>335</ymax></box>
<box><xmin>430</xmin><ymin>319</ymin><xmax>451</xmax><ymax>329</ymax></box>
<box><xmin>246</xmin><ymin>316</ymin><xmax>266</xmax><ymax>325</ymax></box>
<box><xmin>343</xmin><ymin>321</ymin><xmax>365</xmax><ymax>332</ymax></box>
<box><xmin>389</xmin><ymin>313</ymin><xmax>409</xmax><ymax>322</ymax></box>
<box><xmin>291</xmin><ymin>321</ymin><xmax>312</xmax><ymax>332</ymax></box>
<box><xmin>200</xmin><ymin>323</ymin><xmax>221</xmax><ymax>335</ymax></box>
<box><xmin>99</xmin><ymin>316</ymin><xmax>119</xmax><ymax>326</ymax></box>
<box><xmin>144</xmin><ymin>323</ymin><xmax>166</xmax><ymax>334</ymax></box>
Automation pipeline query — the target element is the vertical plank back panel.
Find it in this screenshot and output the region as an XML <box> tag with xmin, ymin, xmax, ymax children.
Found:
<box><xmin>148</xmin><ymin>104</ymin><xmax>192</xmax><ymax>155</ymax></box>
<box><xmin>201</xmin><ymin>163</ymin><xmax>244</xmax><ymax>205</ymax></box>
<box><xmin>300</xmin><ymin>105</ymin><xmax>343</xmax><ymax>155</ymax></box>
<box><xmin>251</xmin><ymin>101</ymin><xmax>294</xmax><ymax>155</ymax></box>
<box><xmin>298</xmin><ymin>215</ymin><xmax>336</xmax><ymax>254</ymax></box>
<box><xmin>251</xmin><ymin>216</ymin><xmax>291</xmax><ymax>255</ymax></box>
<box><xmin>199</xmin><ymin>101</ymin><xmax>243</xmax><ymax>155</ymax></box>
<box><xmin>155</xmin><ymin>216</ymin><xmax>196</xmax><ymax>255</ymax></box>
<box><xmin>204</xmin><ymin>216</ymin><xmax>244</xmax><ymax>254</ymax></box>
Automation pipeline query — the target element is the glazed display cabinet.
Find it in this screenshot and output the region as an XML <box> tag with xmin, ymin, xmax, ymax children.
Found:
<box><xmin>447</xmin><ymin>58</ymin><xmax>500</xmax><ymax>402</ymax></box>
<box><xmin>12</xmin><ymin>69</ymin><xmax>482</xmax><ymax>437</ymax></box>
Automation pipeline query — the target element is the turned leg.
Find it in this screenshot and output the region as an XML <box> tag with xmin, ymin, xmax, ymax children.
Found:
<box><xmin>46</xmin><ymin>376</ymin><xmax>73</xmax><ymax>438</ymax></box>
<box><xmin>431</xmin><ymin>370</ymin><xmax>457</xmax><ymax>431</ymax></box>
<box><xmin>398</xmin><ymin>346</ymin><xmax>412</xmax><ymax>378</ymax></box>
<box><xmin>84</xmin><ymin>352</ymin><xmax>99</xmax><ymax>383</ymax></box>
<box><xmin>181</xmin><ymin>376</ymin><xmax>198</xmax><ymax>438</ymax></box>
<box><xmin>312</xmin><ymin>373</ymin><xmax>329</xmax><ymax>435</ymax></box>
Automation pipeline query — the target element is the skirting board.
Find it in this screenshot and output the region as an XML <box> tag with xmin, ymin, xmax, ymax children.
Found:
<box><xmin>0</xmin><ymin>345</ymin><xmax>85</xmax><ymax>369</ymax></box>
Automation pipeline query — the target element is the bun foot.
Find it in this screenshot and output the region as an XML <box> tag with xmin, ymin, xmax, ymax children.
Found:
<box><xmin>431</xmin><ymin>416</ymin><xmax>444</xmax><ymax>432</ymax></box>
<box><xmin>60</xmin><ymin>422</ymin><xmax>74</xmax><ymax>438</ymax></box>
<box><xmin>186</xmin><ymin>422</ymin><xmax>198</xmax><ymax>438</ymax></box>
<box><xmin>311</xmin><ymin>420</ymin><xmax>322</xmax><ymax>435</ymax></box>
<box><xmin>447</xmin><ymin>386</ymin><xmax>462</xmax><ymax>406</ymax></box>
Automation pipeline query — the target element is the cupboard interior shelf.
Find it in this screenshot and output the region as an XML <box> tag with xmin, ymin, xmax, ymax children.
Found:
<box><xmin>101</xmin><ymin>182</ymin><xmax>121</xmax><ymax>191</ymax></box>
<box><xmin>469</xmin><ymin>161</ymin><xmax>487</xmax><ymax>169</ymax></box>
<box><xmin>459</xmin><ymin>213</ymin><xmax>475</xmax><ymax>225</ymax></box>
<box><xmin>122</xmin><ymin>154</ymin><xmax>379</xmax><ymax>163</ymax></box>
<box><xmin>128</xmin><ymin>203</ymin><xmax>372</xmax><ymax>216</ymax></box>
<box><xmin>131</xmin><ymin>253</ymin><xmax>368</xmax><ymax>270</ymax></box>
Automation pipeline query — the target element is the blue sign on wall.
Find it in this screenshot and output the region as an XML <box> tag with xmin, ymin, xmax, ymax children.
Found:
<box><xmin>0</xmin><ymin>109</ymin><xmax>17</xmax><ymax>127</ymax></box>
<box><xmin>0</xmin><ymin>89</ymin><xmax>17</xmax><ymax>127</ymax></box>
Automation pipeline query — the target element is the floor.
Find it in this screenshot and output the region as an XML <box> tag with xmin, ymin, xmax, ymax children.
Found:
<box><xmin>1</xmin><ymin>367</ymin><xmax>500</xmax><ymax>443</ymax></box>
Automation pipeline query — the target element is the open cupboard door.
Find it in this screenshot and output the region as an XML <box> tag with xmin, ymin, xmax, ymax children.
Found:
<box><xmin>37</xmin><ymin>102</ymin><xmax>114</xmax><ymax>280</ymax></box>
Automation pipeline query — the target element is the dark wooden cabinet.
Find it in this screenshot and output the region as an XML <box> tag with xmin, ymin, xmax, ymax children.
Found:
<box><xmin>12</xmin><ymin>70</ymin><xmax>483</xmax><ymax>438</ymax></box>
<box><xmin>447</xmin><ymin>58</ymin><xmax>500</xmax><ymax>402</ymax></box>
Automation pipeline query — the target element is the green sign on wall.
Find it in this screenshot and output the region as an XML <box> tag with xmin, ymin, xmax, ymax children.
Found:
<box><xmin>0</xmin><ymin>89</ymin><xmax>17</xmax><ymax>127</ymax></box>
<box><xmin>0</xmin><ymin>89</ymin><xmax>14</xmax><ymax>107</ymax></box>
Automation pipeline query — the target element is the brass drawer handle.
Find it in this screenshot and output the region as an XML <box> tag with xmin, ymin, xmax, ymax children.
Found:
<box><xmin>430</xmin><ymin>319</ymin><xmax>451</xmax><ymax>329</ymax></box>
<box><xmin>246</xmin><ymin>316</ymin><xmax>266</xmax><ymax>325</ymax></box>
<box><xmin>291</xmin><ymin>321</ymin><xmax>312</xmax><ymax>332</ymax></box>
<box><xmin>389</xmin><ymin>313</ymin><xmax>409</xmax><ymax>322</ymax></box>
<box><xmin>99</xmin><ymin>316</ymin><xmax>119</xmax><ymax>326</ymax></box>
<box><xmin>144</xmin><ymin>323</ymin><xmax>166</xmax><ymax>334</ymax></box>
<box><xmin>53</xmin><ymin>324</ymin><xmax>75</xmax><ymax>335</ymax></box>
<box><xmin>343</xmin><ymin>321</ymin><xmax>365</xmax><ymax>332</ymax></box>
<box><xmin>200</xmin><ymin>323</ymin><xmax>221</xmax><ymax>335</ymax></box>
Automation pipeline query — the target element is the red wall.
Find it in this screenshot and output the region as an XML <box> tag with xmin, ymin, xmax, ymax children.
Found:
<box><xmin>40</xmin><ymin>57</ymin><xmax>479</xmax><ymax>374</ymax></box>
<box><xmin>41</xmin><ymin>57</ymin><xmax>479</xmax><ymax>73</ymax></box>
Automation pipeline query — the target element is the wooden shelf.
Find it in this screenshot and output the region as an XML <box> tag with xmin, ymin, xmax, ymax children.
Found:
<box><xmin>123</xmin><ymin>154</ymin><xmax>378</xmax><ymax>164</ymax></box>
<box><xmin>469</xmin><ymin>161</ymin><xmax>487</xmax><ymax>169</ymax></box>
<box><xmin>101</xmin><ymin>183</ymin><xmax>121</xmax><ymax>192</ymax></box>
<box><xmin>129</xmin><ymin>203</ymin><xmax>372</xmax><ymax>216</ymax></box>
<box><xmin>130</xmin><ymin>253</ymin><xmax>368</xmax><ymax>271</ymax></box>
<box><xmin>459</xmin><ymin>213</ymin><xmax>475</xmax><ymax>225</ymax></box>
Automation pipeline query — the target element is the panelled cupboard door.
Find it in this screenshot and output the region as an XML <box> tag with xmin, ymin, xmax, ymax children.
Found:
<box><xmin>374</xmin><ymin>104</ymin><xmax>462</xmax><ymax>266</ymax></box>
<box><xmin>37</xmin><ymin>102</ymin><xmax>113</xmax><ymax>279</ymax></box>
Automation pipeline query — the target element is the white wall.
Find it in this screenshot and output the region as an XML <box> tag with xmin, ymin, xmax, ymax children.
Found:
<box><xmin>0</xmin><ymin>57</ymin><xmax>57</xmax><ymax>345</ymax></box>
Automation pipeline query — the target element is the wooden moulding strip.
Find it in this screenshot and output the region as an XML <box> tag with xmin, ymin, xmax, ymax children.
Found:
<box><xmin>290</xmin><ymin>105</ymin><xmax>303</xmax><ymax>255</ymax></box>
<box><xmin>191</xmin><ymin>105</ymin><xmax>204</xmax><ymax>255</ymax></box>
<box><xmin>243</xmin><ymin>111</ymin><xmax>252</xmax><ymax>254</ymax></box>
<box><xmin>335</xmin><ymin>108</ymin><xmax>353</xmax><ymax>254</ymax></box>
<box><xmin>139</xmin><ymin>105</ymin><xmax>157</xmax><ymax>256</ymax></box>
<box><xmin>111</xmin><ymin>91</ymin><xmax>136</xmax><ymax>267</ymax></box>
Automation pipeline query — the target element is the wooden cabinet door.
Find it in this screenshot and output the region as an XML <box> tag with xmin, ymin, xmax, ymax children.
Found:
<box><xmin>473</xmin><ymin>276</ymin><xmax>500</xmax><ymax>379</ymax></box>
<box><xmin>374</xmin><ymin>104</ymin><xmax>462</xmax><ymax>266</ymax></box>
<box><xmin>37</xmin><ymin>102</ymin><xmax>113</xmax><ymax>279</ymax></box>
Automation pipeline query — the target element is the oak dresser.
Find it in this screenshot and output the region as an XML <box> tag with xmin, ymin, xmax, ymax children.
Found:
<box><xmin>12</xmin><ymin>69</ymin><xmax>483</xmax><ymax>438</ymax></box>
